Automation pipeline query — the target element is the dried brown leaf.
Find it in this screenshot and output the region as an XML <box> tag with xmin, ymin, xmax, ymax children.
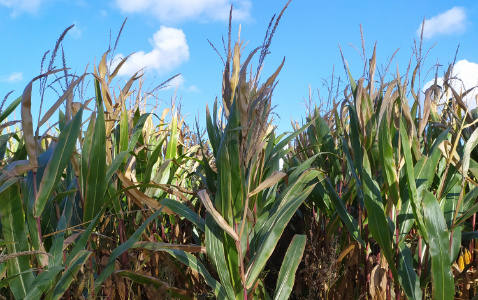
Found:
<box><xmin>197</xmin><ymin>189</ymin><xmax>239</xmax><ymax>241</ymax></box>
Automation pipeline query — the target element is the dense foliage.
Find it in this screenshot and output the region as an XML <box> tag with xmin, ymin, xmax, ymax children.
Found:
<box><xmin>2</xmin><ymin>5</ymin><xmax>478</xmax><ymax>300</ymax></box>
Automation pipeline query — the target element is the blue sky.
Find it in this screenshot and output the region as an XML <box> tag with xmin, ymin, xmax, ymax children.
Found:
<box><xmin>1</xmin><ymin>0</ymin><xmax>478</xmax><ymax>134</ymax></box>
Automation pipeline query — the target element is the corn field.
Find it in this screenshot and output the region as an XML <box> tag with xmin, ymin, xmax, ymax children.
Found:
<box><xmin>2</xmin><ymin>4</ymin><xmax>478</xmax><ymax>300</ymax></box>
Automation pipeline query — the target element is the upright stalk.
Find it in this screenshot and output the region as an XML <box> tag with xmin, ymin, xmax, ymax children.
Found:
<box><xmin>472</xmin><ymin>213</ymin><xmax>476</xmax><ymax>261</ymax></box>
<box><xmin>395</xmin><ymin>209</ymin><xmax>399</xmax><ymax>300</ymax></box>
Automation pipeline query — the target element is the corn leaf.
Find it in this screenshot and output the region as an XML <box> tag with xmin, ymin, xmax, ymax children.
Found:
<box><xmin>161</xmin><ymin>198</ymin><xmax>205</xmax><ymax>232</ymax></box>
<box><xmin>48</xmin><ymin>216</ymin><xmax>66</xmax><ymax>268</ymax></box>
<box><xmin>320</xmin><ymin>173</ymin><xmax>365</xmax><ymax>247</ymax></box>
<box><xmin>0</xmin><ymin>95</ymin><xmax>21</xmax><ymax>124</ymax></box>
<box><xmin>198</xmin><ymin>190</ymin><xmax>238</xmax><ymax>241</ymax></box>
<box><xmin>127</xmin><ymin>113</ymin><xmax>150</xmax><ymax>152</ymax></box>
<box><xmin>83</xmin><ymin>79</ymin><xmax>106</xmax><ymax>223</ymax></box>
<box><xmin>273</xmin><ymin>235</ymin><xmax>306</xmax><ymax>300</ymax></box>
<box><xmin>400</xmin><ymin>119</ymin><xmax>427</xmax><ymax>240</ymax></box>
<box><xmin>24</xmin><ymin>266</ymin><xmax>64</xmax><ymax>300</ymax></box>
<box><xmin>422</xmin><ymin>190</ymin><xmax>454</xmax><ymax>300</ymax></box>
<box><xmin>397</xmin><ymin>242</ymin><xmax>422</xmax><ymax>300</ymax></box>
<box><xmin>165</xmin><ymin>249</ymin><xmax>227</xmax><ymax>299</ymax></box>
<box><xmin>205</xmin><ymin>215</ymin><xmax>236</xmax><ymax>300</ymax></box>
<box><xmin>48</xmin><ymin>250</ymin><xmax>91</xmax><ymax>300</ymax></box>
<box><xmin>0</xmin><ymin>183</ymin><xmax>34</xmax><ymax>299</ymax></box>
<box><xmin>35</xmin><ymin>107</ymin><xmax>83</xmax><ymax>217</ymax></box>
<box><xmin>378</xmin><ymin>113</ymin><xmax>400</xmax><ymax>205</ymax></box>
<box><xmin>116</xmin><ymin>270</ymin><xmax>193</xmax><ymax>300</ymax></box>
<box><xmin>94</xmin><ymin>207</ymin><xmax>163</xmax><ymax>295</ymax></box>
<box><xmin>21</xmin><ymin>70</ymin><xmax>65</xmax><ymax>168</ymax></box>
<box><xmin>131</xmin><ymin>241</ymin><xmax>205</xmax><ymax>253</ymax></box>
<box><xmin>246</xmin><ymin>184</ymin><xmax>316</xmax><ymax>288</ymax></box>
<box><xmin>362</xmin><ymin>152</ymin><xmax>398</xmax><ymax>281</ymax></box>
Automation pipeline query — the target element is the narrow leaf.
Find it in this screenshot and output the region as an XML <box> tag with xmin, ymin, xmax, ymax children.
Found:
<box><xmin>273</xmin><ymin>235</ymin><xmax>306</xmax><ymax>300</ymax></box>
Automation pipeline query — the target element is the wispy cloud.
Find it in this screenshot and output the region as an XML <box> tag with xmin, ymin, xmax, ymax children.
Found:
<box><xmin>114</xmin><ymin>0</ymin><xmax>251</xmax><ymax>24</ymax></box>
<box><xmin>423</xmin><ymin>59</ymin><xmax>478</xmax><ymax>108</ymax></box>
<box><xmin>68</xmin><ymin>21</ymin><xmax>83</xmax><ymax>39</ymax></box>
<box><xmin>417</xmin><ymin>7</ymin><xmax>466</xmax><ymax>39</ymax></box>
<box><xmin>2</xmin><ymin>72</ymin><xmax>23</xmax><ymax>83</ymax></box>
<box><xmin>187</xmin><ymin>85</ymin><xmax>199</xmax><ymax>92</ymax></box>
<box><xmin>163</xmin><ymin>74</ymin><xmax>186</xmax><ymax>90</ymax></box>
<box><xmin>0</xmin><ymin>0</ymin><xmax>43</xmax><ymax>16</ymax></box>
<box><xmin>112</xmin><ymin>26</ymin><xmax>189</xmax><ymax>77</ymax></box>
<box><xmin>161</xmin><ymin>76</ymin><xmax>200</xmax><ymax>92</ymax></box>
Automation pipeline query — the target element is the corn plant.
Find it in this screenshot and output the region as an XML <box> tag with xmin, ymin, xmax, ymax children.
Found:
<box><xmin>0</xmin><ymin>23</ymin><xmax>206</xmax><ymax>299</ymax></box>
<box><xmin>288</xmin><ymin>43</ymin><xmax>478</xmax><ymax>299</ymax></box>
<box><xmin>153</xmin><ymin>5</ymin><xmax>315</xmax><ymax>299</ymax></box>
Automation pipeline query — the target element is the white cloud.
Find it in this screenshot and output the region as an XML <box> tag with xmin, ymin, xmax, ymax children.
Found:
<box><xmin>114</xmin><ymin>0</ymin><xmax>251</xmax><ymax>23</ymax></box>
<box><xmin>112</xmin><ymin>26</ymin><xmax>189</xmax><ymax>77</ymax></box>
<box><xmin>417</xmin><ymin>7</ymin><xmax>466</xmax><ymax>39</ymax></box>
<box><xmin>2</xmin><ymin>72</ymin><xmax>23</xmax><ymax>83</ymax></box>
<box><xmin>423</xmin><ymin>59</ymin><xmax>478</xmax><ymax>108</ymax></box>
<box><xmin>0</xmin><ymin>0</ymin><xmax>43</xmax><ymax>16</ymax></box>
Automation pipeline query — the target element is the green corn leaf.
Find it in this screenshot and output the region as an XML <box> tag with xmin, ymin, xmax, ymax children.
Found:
<box><xmin>49</xmin><ymin>216</ymin><xmax>66</xmax><ymax>268</ymax></box>
<box><xmin>273</xmin><ymin>235</ymin><xmax>306</xmax><ymax>300</ymax></box>
<box><xmin>397</xmin><ymin>243</ymin><xmax>422</xmax><ymax>300</ymax></box>
<box><xmin>378</xmin><ymin>113</ymin><xmax>400</xmax><ymax>206</ymax></box>
<box><xmin>253</xmin><ymin>169</ymin><xmax>319</xmax><ymax>247</ymax></box>
<box><xmin>105</xmin><ymin>151</ymin><xmax>129</xmax><ymax>184</ymax></box>
<box><xmin>400</xmin><ymin>118</ymin><xmax>427</xmax><ymax>240</ymax></box>
<box><xmin>441</xmin><ymin>186</ymin><xmax>462</xmax><ymax>229</ymax></box>
<box><xmin>288</xmin><ymin>153</ymin><xmax>320</xmax><ymax>183</ymax></box>
<box><xmin>127</xmin><ymin>113</ymin><xmax>150</xmax><ymax>153</ymax></box>
<box><xmin>341</xmin><ymin>136</ymin><xmax>363</xmax><ymax>207</ymax></box>
<box><xmin>227</xmin><ymin>133</ymin><xmax>244</xmax><ymax>222</ymax></box>
<box><xmin>452</xmin><ymin>187</ymin><xmax>478</xmax><ymax>229</ymax></box>
<box><xmin>205</xmin><ymin>215</ymin><xmax>236</xmax><ymax>300</ymax></box>
<box><xmin>24</xmin><ymin>266</ymin><xmax>64</xmax><ymax>300</ymax></box>
<box><xmin>0</xmin><ymin>269</ymin><xmax>35</xmax><ymax>291</ymax></box>
<box><xmin>133</xmin><ymin>123</ymin><xmax>148</xmax><ymax>184</ymax></box>
<box><xmin>450</xmin><ymin>226</ymin><xmax>461</xmax><ymax>263</ymax></box>
<box><xmin>0</xmin><ymin>183</ymin><xmax>34</xmax><ymax>299</ymax></box>
<box><xmin>462</xmin><ymin>126</ymin><xmax>478</xmax><ymax>179</ymax></box>
<box><xmin>362</xmin><ymin>152</ymin><xmax>398</xmax><ymax>281</ymax></box>
<box><xmin>165</xmin><ymin>249</ymin><xmax>227</xmax><ymax>299</ymax></box>
<box><xmin>25</xmin><ymin>150</ymin><xmax>52</xmax><ymax>267</ymax></box>
<box><xmin>267</xmin><ymin>117</ymin><xmax>316</xmax><ymax>165</ymax></box>
<box><xmin>320</xmin><ymin>173</ymin><xmax>365</xmax><ymax>247</ymax></box>
<box><xmin>0</xmin><ymin>95</ymin><xmax>22</xmax><ymax>124</ymax></box>
<box><xmin>197</xmin><ymin>126</ymin><xmax>217</xmax><ymax>194</ymax></box>
<box><xmin>422</xmin><ymin>190</ymin><xmax>454</xmax><ymax>300</ymax></box>
<box><xmin>83</xmin><ymin>79</ymin><xmax>107</xmax><ymax>223</ymax></box>
<box><xmin>216</xmin><ymin>138</ymin><xmax>232</xmax><ymax>221</ymax></box>
<box><xmin>131</xmin><ymin>241</ymin><xmax>204</xmax><ymax>253</ymax></box>
<box><xmin>116</xmin><ymin>270</ymin><xmax>193</xmax><ymax>300</ymax></box>
<box><xmin>246</xmin><ymin>184</ymin><xmax>315</xmax><ymax>289</ymax></box>
<box><xmin>143</xmin><ymin>134</ymin><xmax>167</xmax><ymax>185</ymax></box>
<box><xmin>165</xmin><ymin>112</ymin><xmax>178</xmax><ymax>160</ymax></box>
<box><xmin>94</xmin><ymin>207</ymin><xmax>163</xmax><ymax>295</ymax></box>
<box><xmin>65</xmin><ymin>206</ymin><xmax>107</xmax><ymax>266</ymax></box>
<box><xmin>80</xmin><ymin>111</ymin><xmax>96</xmax><ymax>197</ymax></box>
<box><xmin>48</xmin><ymin>250</ymin><xmax>91</xmax><ymax>300</ymax></box>
<box><xmin>348</xmin><ymin>105</ymin><xmax>363</xmax><ymax>178</ymax></box>
<box><xmin>347</xmin><ymin>65</ymin><xmax>357</xmax><ymax>97</ymax></box>
<box><xmin>35</xmin><ymin>107</ymin><xmax>83</xmax><ymax>218</ymax></box>
<box><xmin>119</xmin><ymin>106</ymin><xmax>129</xmax><ymax>156</ymax></box>
<box><xmin>161</xmin><ymin>198</ymin><xmax>205</xmax><ymax>232</ymax></box>
<box><xmin>206</xmin><ymin>103</ymin><xmax>219</xmax><ymax>156</ymax></box>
